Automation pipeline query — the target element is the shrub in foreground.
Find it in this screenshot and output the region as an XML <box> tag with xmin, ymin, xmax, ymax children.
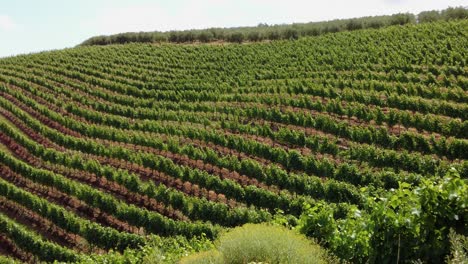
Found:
<box><xmin>180</xmin><ymin>223</ymin><xmax>331</xmax><ymax>264</ymax></box>
<box><xmin>299</xmin><ymin>168</ymin><xmax>467</xmax><ymax>263</ymax></box>
<box><xmin>446</xmin><ymin>230</ymin><xmax>468</xmax><ymax>264</ymax></box>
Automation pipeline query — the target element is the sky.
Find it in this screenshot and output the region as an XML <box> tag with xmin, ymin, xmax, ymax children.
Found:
<box><xmin>0</xmin><ymin>0</ymin><xmax>466</xmax><ymax>58</ymax></box>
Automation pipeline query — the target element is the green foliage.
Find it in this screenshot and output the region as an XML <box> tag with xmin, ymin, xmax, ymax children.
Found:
<box><xmin>389</xmin><ymin>13</ymin><xmax>416</xmax><ymax>25</ymax></box>
<box><xmin>0</xmin><ymin>212</ymin><xmax>80</xmax><ymax>263</ymax></box>
<box><xmin>299</xmin><ymin>168</ymin><xmax>467</xmax><ymax>262</ymax></box>
<box><xmin>442</xmin><ymin>7</ymin><xmax>468</xmax><ymax>20</ymax></box>
<box><xmin>180</xmin><ymin>223</ymin><xmax>332</xmax><ymax>264</ymax></box>
<box><xmin>419</xmin><ymin>7</ymin><xmax>468</xmax><ymax>23</ymax></box>
<box><xmin>0</xmin><ymin>256</ymin><xmax>19</xmax><ymax>264</ymax></box>
<box><xmin>227</xmin><ymin>32</ymin><xmax>244</xmax><ymax>43</ymax></box>
<box><xmin>418</xmin><ymin>10</ymin><xmax>442</xmax><ymax>23</ymax></box>
<box><xmin>79</xmin><ymin>235</ymin><xmax>214</xmax><ymax>264</ymax></box>
<box><xmin>0</xmin><ymin>16</ymin><xmax>466</xmax><ymax>263</ymax></box>
<box><xmin>80</xmin><ymin>7</ymin><xmax>467</xmax><ymax>46</ymax></box>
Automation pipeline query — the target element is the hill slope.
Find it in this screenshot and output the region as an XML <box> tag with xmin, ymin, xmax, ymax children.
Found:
<box><xmin>0</xmin><ymin>20</ymin><xmax>467</xmax><ymax>262</ymax></box>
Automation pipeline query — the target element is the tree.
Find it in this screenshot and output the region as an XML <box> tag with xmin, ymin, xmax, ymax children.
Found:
<box><xmin>389</xmin><ymin>13</ymin><xmax>416</xmax><ymax>25</ymax></box>
<box><xmin>442</xmin><ymin>7</ymin><xmax>468</xmax><ymax>20</ymax></box>
<box><xmin>346</xmin><ymin>19</ymin><xmax>363</xmax><ymax>31</ymax></box>
<box><xmin>228</xmin><ymin>32</ymin><xmax>244</xmax><ymax>43</ymax></box>
<box><xmin>282</xmin><ymin>28</ymin><xmax>299</xmax><ymax>40</ymax></box>
<box><xmin>418</xmin><ymin>10</ymin><xmax>441</xmax><ymax>23</ymax></box>
<box><xmin>247</xmin><ymin>31</ymin><xmax>261</xmax><ymax>42</ymax></box>
<box><xmin>198</xmin><ymin>31</ymin><xmax>213</xmax><ymax>43</ymax></box>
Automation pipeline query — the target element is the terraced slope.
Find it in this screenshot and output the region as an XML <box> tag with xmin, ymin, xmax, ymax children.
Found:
<box><xmin>0</xmin><ymin>20</ymin><xmax>467</xmax><ymax>262</ymax></box>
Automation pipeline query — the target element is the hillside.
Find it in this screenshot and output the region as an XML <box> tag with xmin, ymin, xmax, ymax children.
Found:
<box><xmin>0</xmin><ymin>20</ymin><xmax>467</xmax><ymax>263</ymax></box>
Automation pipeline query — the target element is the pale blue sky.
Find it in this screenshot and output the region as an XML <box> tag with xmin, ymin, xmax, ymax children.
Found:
<box><xmin>0</xmin><ymin>0</ymin><xmax>466</xmax><ymax>58</ymax></box>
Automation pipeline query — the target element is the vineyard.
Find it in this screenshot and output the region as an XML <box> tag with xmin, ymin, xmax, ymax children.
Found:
<box><xmin>0</xmin><ymin>19</ymin><xmax>467</xmax><ymax>263</ymax></box>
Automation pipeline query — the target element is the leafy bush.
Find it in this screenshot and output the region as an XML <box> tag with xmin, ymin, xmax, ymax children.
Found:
<box><xmin>0</xmin><ymin>256</ymin><xmax>20</xmax><ymax>264</ymax></box>
<box><xmin>299</xmin><ymin>168</ymin><xmax>467</xmax><ymax>263</ymax></box>
<box><xmin>180</xmin><ymin>223</ymin><xmax>331</xmax><ymax>264</ymax></box>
